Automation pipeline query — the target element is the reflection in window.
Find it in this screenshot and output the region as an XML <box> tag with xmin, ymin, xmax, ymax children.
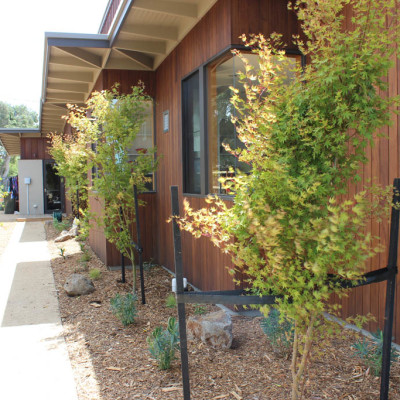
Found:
<box><xmin>127</xmin><ymin>101</ymin><xmax>155</xmax><ymax>191</ymax></box>
<box><xmin>182</xmin><ymin>72</ymin><xmax>201</xmax><ymax>194</ymax></box>
<box><xmin>207</xmin><ymin>53</ymin><xmax>300</xmax><ymax>194</ymax></box>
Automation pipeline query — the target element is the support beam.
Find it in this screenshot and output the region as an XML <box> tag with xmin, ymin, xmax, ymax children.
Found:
<box><xmin>55</xmin><ymin>47</ymin><xmax>103</xmax><ymax>68</ymax></box>
<box><xmin>121</xmin><ymin>23</ymin><xmax>178</xmax><ymax>41</ymax></box>
<box><xmin>115</xmin><ymin>49</ymin><xmax>154</xmax><ymax>70</ymax></box>
<box><xmin>133</xmin><ymin>0</ymin><xmax>198</xmax><ymax>18</ymax></box>
<box><xmin>114</xmin><ymin>39</ymin><xmax>166</xmax><ymax>55</ymax></box>
<box><xmin>46</xmin><ymin>92</ymin><xmax>86</xmax><ymax>102</ymax></box>
<box><xmin>49</xmin><ymin>57</ymin><xmax>97</xmax><ymax>69</ymax></box>
<box><xmin>47</xmin><ymin>82</ymin><xmax>89</xmax><ymax>93</ymax></box>
<box><xmin>50</xmin><ymin>71</ymin><xmax>93</xmax><ymax>82</ymax></box>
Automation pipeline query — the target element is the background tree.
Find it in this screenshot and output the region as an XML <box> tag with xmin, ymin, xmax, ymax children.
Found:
<box><xmin>0</xmin><ymin>101</ymin><xmax>38</xmax><ymax>184</ymax></box>
<box><xmin>177</xmin><ymin>0</ymin><xmax>400</xmax><ymax>398</ymax></box>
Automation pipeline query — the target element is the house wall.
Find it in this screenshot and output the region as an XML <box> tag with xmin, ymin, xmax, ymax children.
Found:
<box><xmin>330</xmin><ymin>5</ymin><xmax>400</xmax><ymax>341</ymax></box>
<box><xmin>153</xmin><ymin>0</ymin><xmax>302</xmax><ymax>291</ymax></box>
<box><xmin>18</xmin><ymin>160</ymin><xmax>44</xmax><ymax>215</ymax></box>
<box><xmin>88</xmin><ymin>69</ymin><xmax>157</xmax><ymax>267</ymax></box>
<box><xmin>20</xmin><ymin>137</ymin><xmax>51</xmax><ymax>160</ymax></box>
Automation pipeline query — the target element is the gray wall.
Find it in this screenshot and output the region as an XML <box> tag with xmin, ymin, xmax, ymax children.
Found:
<box><xmin>18</xmin><ymin>160</ymin><xmax>44</xmax><ymax>215</ymax></box>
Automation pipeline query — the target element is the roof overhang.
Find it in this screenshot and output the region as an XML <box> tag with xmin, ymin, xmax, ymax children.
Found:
<box><xmin>0</xmin><ymin>129</ymin><xmax>41</xmax><ymax>156</ymax></box>
<box><xmin>40</xmin><ymin>0</ymin><xmax>218</xmax><ymax>135</ymax></box>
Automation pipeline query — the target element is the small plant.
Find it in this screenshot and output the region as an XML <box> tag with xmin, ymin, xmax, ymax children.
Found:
<box><xmin>58</xmin><ymin>247</ymin><xmax>66</xmax><ymax>259</ymax></box>
<box><xmin>89</xmin><ymin>268</ymin><xmax>101</xmax><ymax>280</ymax></box>
<box><xmin>352</xmin><ymin>329</ymin><xmax>399</xmax><ymax>376</ymax></box>
<box><xmin>147</xmin><ymin>317</ymin><xmax>180</xmax><ymax>370</ymax></box>
<box><xmin>260</xmin><ymin>308</ymin><xmax>294</xmax><ymax>357</ymax></box>
<box><xmin>79</xmin><ymin>242</ymin><xmax>86</xmax><ymax>252</ymax></box>
<box><xmin>194</xmin><ymin>304</ymin><xmax>207</xmax><ymax>315</ymax></box>
<box><xmin>110</xmin><ymin>293</ymin><xmax>137</xmax><ymax>326</ymax></box>
<box><xmin>53</xmin><ymin>219</ymin><xmax>71</xmax><ymax>232</ymax></box>
<box><xmin>165</xmin><ymin>293</ymin><xmax>176</xmax><ymax>308</ymax></box>
<box><xmin>143</xmin><ymin>259</ymin><xmax>157</xmax><ymax>271</ymax></box>
<box><xmin>80</xmin><ymin>249</ymin><xmax>91</xmax><ymax>263</ymax></box>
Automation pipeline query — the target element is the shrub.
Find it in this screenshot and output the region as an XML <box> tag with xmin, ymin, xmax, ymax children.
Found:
<box><xmin>165</xmin><ymin>293</ymin><xmax>176</xmax><ymax>308</ymax></box>
<box><xmin>260</xmin><ymin>308</ymin><xmax>294</xmax><ymax>357</ymax></box>
<box><xmin>53</xmin><ymin>220</ymin><xmax>71</xmax><ymax>232</ymax></box>
<box><xmin>194</xmin><ymin>304</ymin><xmax>207</xmax><ymax>315</ymax></box>
<box><xmin>110</xmin><ymin>293</ymin><xmax>137</xmax><ymax>326</ymax></box>
<box><xmin>80</xmin><ymin>250</ymin><xmax>91</xmax><ymax>263</ymax></box>
<box><xmin>352</xmin><ymin>329</ymin><xmax>399</xmax><ymax>376</ymax></box>
<box><xmin>89</xmin><ymin>268</ymin><xmax>101</xmax><ymax>280</ymax></box>
<box><xmin>147</xmin><ymin>317</ymin><xmax>180</xmax><ymax>370</ymax></box>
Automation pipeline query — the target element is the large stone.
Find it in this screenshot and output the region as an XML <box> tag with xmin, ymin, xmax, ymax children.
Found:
<box><xmin>187</xmin><ymin>310</ymin><xmax>233</xmax><ymax>350</ymax></box>
<box><xmin>64</xmin><ymin>274</ymin><xmax>95</xmax><ymax>296</ymax></box>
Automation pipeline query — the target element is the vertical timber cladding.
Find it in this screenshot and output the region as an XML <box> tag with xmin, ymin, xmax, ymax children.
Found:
<box><xmin>154</xmin><ymin>0</ymin><xmax>302</xmax><ymax>291</ymax></box>
<box><xmin>332</xmin><ymin>5</ymin><xmax>400</xmax><ymax>343</ymax></box>
<box><xmin>20</xmin><ymin>138</ymin><xmax>51</xmax><ymax>160</ymax></box>
<box><xmin>88</xmin><ymin>70</ymin><xmax>157</xmax><ymax>267</ymax></box>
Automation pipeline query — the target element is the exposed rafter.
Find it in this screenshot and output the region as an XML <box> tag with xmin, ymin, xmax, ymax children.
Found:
<box><xmin>121</xmin><ymin>23</ymin><xmax>179</xmax><ymax>41</ymax></box>
<box><xmin>133</xmin><ymin>0</ymin><xmax>198</xmax><ymax>19</ymax></box>
<box><xmin>50</xmin><ymin>71</ymin><xmax>93</xmax><ymax>83</ymax></box>
<box><xmin>47</xmin><ymin>82</ymin><xmax>89</xmax><ymax>93</ymax></box>
<box><xmin>55</xmin><ymin>47</ymin><xmax>103</xmax><ymax>68</ymax></box>
<box><xmin>114</xmin><ymin>39</ymin><xmax>166</xmax><ymax>55</ymax></box>
<box><xmin>49</xmin><ymin>57</ymin><xmax>97</xmax><ymax>69</ymax></box>
<box><xmin>115</xmin><ymin>49</ymin><xmax>154</xmax><ymax>70</ymax></box>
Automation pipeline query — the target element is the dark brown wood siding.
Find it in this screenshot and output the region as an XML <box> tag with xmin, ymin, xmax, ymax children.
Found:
<box><xmin>231</xmin><ymin>0</ymin><xmax>302</xmax><ymax>49</ymax></box>
<box><xmin>154</xmin><ymin>0</ymin><xmax>233</xmax><ymax>290</ymax></box>
<box><xmin>88</xmin><ymin>70</ymin><xmax>157</xmax><ymax>267</ymax></box>
<box><xmin>331</xmin><ymin>5</ymin><xmax>400</xmax><ymax>343</ymax></box>
<box><xmin>20</xmin><ymin>137</ymin><xmax>51</xmax><ymax>160</ymax></box>
<box><xmin>153</xmin><ymin>0</ymin><xmax>302</xmax><ymax>291</ymax></box>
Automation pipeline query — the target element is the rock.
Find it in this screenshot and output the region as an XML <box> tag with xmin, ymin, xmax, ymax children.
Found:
<box><xmin>187</xmin><ymin>310</ymin><xmax>233</xmax><ymax>350</ymax></box>
<box><xmin>54</xmin><ymin>230</ymin><xmax>75</xmax><ymax>242</ymax></box>
<box><xmin>64</xmin><ymin>274</ymin><xmax>95</xmax><ymax>296</ymax></box>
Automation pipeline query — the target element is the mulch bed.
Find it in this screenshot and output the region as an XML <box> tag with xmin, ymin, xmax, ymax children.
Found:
<box><xmin>45</xmin><ymin>221</ymin><xmax>400</xmax><ymax>400</ymax></box>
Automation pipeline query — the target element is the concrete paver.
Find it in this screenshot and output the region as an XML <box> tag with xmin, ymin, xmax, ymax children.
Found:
<box><xmin>0</xmin><ymin>220</ymin><xmax>78</xmax><ymax>400</ymax></box>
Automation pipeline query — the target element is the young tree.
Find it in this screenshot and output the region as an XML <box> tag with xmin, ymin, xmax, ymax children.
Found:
<box><xmin>177</xmin><ymin>0</ymin><xmax>400</xmax><ymax>398</ymax></box>
<box><xmin>50</xmin><ymin>86</ymin><xmax>156</xmax><ymax>292</ymax></box>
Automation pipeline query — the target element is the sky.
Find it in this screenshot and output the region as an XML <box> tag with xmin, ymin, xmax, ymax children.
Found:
<box><xmin>0</xmin><ymin>0</ymin><xmax>110</xmax><ymax>114</ymax></box>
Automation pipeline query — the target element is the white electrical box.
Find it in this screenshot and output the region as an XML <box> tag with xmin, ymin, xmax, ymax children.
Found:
<box><xmin>24</xmin><ymin>177</ymin><xmax>31</xmax><ymax>185</ymax></box>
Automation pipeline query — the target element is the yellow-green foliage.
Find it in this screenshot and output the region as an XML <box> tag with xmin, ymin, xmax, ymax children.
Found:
<box><xmin>177</xmin><ymin>1</ymin><xmax>400</xmax><ymax>398</ymax></box>
<box><xmin>49</xmin><ymin>85</ymin><xmax>157</xmax><ymax>292</ymax></box>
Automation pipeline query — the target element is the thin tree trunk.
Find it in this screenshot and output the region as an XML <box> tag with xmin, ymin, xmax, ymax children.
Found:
<box><xmin>0</xmin><ymin>154</ymin><xmax>11</xmax><ymax>182</ymax></box>
<box><xmin>291</xmin><ymin>313</ymin><xmax>316</xmax><ymax>400</ymax></box>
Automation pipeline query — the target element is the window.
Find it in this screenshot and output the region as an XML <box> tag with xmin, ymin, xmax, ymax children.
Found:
<box><xmin>182</xmin><ymin>48</ymin><xmax>303</xmax><ymax>195</ymax></box>
<box><xmin>182</xmin><ymin>72</ymin><xmax>202</xmax><ymax>194</ymax></box>
<box><xmin>126</xmin><ymin>101</ymin><xmax>155</xmax><ymax>192</ymax></box>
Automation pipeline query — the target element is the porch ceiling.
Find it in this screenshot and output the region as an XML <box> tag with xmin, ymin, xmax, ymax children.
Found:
<box><xmin>40</xmin><ymin>0</ymin><xmax>218</xmax><ymax>135</ymax></box>
<box><xmin>0</xmin><ymin>129</ymin><xmax>41</xmax><ymax>156</ymax></box>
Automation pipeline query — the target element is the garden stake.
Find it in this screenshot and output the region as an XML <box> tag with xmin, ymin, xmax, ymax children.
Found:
<box><xmin>134</xmin><ymin>185</ymin><xmax>146</xmax><ymax>305</ymax></box>
<box><xmin>380</xmin><ymin>178</ymin><xmax>400</xmax><ymax>400</ymax></box>
<box><xmin>171</xmin><ymin>180</ymin><xmax>400</xmax><ymax>400</ymax></box>
<box><xmin>171</xmin><ymin>186</ymin><xmax>191</xmax><ymax>400</ymax></box>
<box><xmin>119</xmin><ymin>206</ymin><xmax>126</xmax><ymax>283</ymax></box>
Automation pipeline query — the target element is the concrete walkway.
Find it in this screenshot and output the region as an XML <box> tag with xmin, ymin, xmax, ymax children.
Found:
<box><xmin>0</xmin><ymin>220</ymin><xmax>78</xmax><ymax>400</ymax></box>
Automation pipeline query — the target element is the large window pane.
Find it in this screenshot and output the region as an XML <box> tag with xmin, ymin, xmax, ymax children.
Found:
<box><xmin>182</xmin><ymin>72</ymin><xmax>201</xmax><ymax>194</ymax></box>
<box><xmin>127</xmin><ymin>101</ymin><xmax>155</xmax><ymax>191</ymax></box>
<box><xmin>207</xmin><ymin>52</ymin><xmax>300</xmax><ymax>194</ymax></box>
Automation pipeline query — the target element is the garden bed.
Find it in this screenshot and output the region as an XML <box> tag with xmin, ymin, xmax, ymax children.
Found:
<box><xmin>46</xmin><ymin>222</ymin><xmax>400</xmax><ymax>400</ymax></box>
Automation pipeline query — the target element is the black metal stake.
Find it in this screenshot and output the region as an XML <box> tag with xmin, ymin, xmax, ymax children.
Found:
<box><xmin>76</xmin><ymin>185</ymin><xmax>80</xmax><ymax>219</ymax></box>
<box><xmin>171</xmin><ymin>186</ymin><xmax>191</xmax><ymax>400</ymax></box>
<box><xmin>134</xmin><ymin>185</ymin><xmax>146</xmax><ymax>305</ymax></box>
<box><xmin>119</xmin><ymin>206</ymin><xmax>126</xmax><ymax>283</ymax></box>
<box><xmin>380</xmin><ymin>179</ymin><xmax>400</xmax><ymax>400</ymax></box>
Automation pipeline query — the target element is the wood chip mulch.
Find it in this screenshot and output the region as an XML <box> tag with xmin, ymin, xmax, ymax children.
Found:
<box><xmin>45</xmin><ymin>221</ymin><xmax>400</xmax><ymax>400</ymax></box>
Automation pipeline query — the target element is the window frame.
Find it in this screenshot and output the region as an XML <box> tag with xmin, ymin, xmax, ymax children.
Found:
<box><xmin>181</xmin><ymin>45</ymin><xmax>305</xmax><ymax>198</ymax></box>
